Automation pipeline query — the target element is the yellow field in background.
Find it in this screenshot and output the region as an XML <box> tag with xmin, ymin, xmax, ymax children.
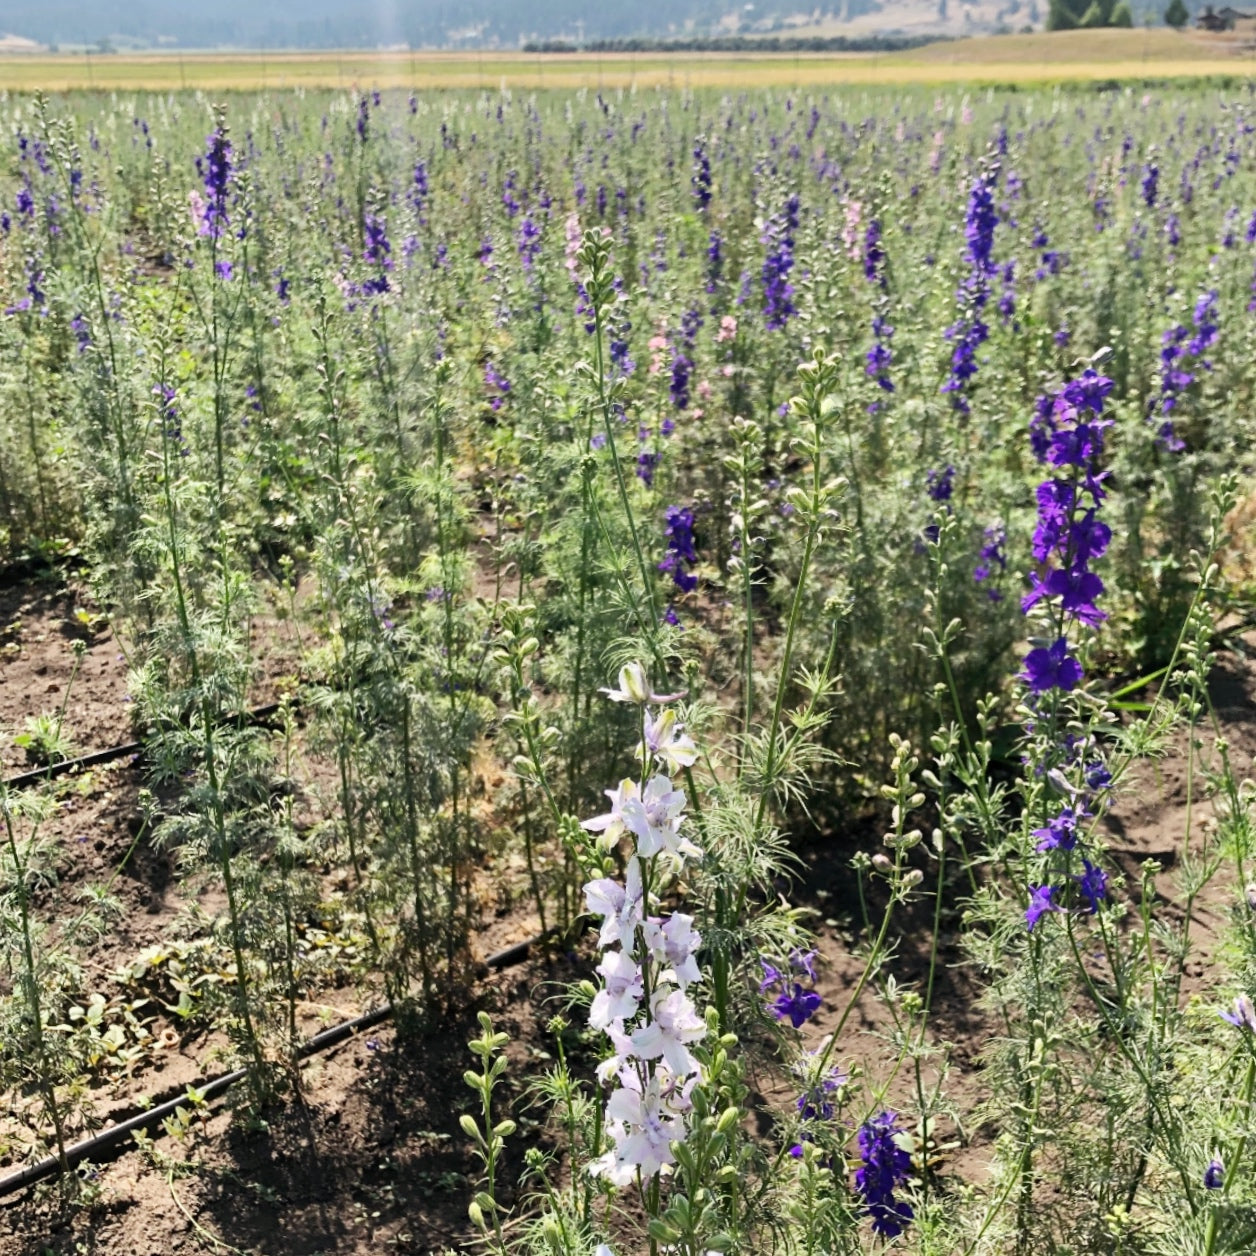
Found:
<box><xmin>0</xmin><ymin>29</ymin><xmax>1252</xmax><ymax>92</ymax></box>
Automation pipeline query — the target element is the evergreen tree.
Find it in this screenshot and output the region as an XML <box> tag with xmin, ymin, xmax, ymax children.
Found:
<box><xmin>1048</xmin><ymin>0</ymin><xmax>1080</xmax><ymax>27</ymax></box>
<box><xmin>1164</xmin><ymin>0</ymin><xmax>1189</xmax><ymax>24</ymax></box>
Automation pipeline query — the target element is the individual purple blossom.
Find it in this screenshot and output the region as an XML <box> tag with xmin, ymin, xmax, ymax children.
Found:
<box><xmin>1022</xmin><ymin>639</ymin><xmax>1083</xmax><ymax>694</ymax></box>
<box><xmin>772</xmin><ymin>984</ymin><xmax>822</xmax><ymax>1029</ymax></box>
<box><xmin>636</xmin><ymin>451</ymin><xmax>659</xmax><ymax>488</ymax></box>
<box><xmin>1076</xmin><ymin>859</ymin><xmax>1108</xmax><ymax>913</ymax></box>
<box><xmin>1025</xmin><ymin>884</ymin><xmax>1061</xmax><ymax>931</ymax></box>
<box><xmin>863</xmin><ymin>218</ymin><xmax>885</xmax><ymax>285</ymax></box>
<box><xmin>1033</xmin><ymin>806</ymin><xmax>1082</xmax><ymax>852</ymax></box>
<box><xmin>1204</xmin><ymin>1159</ymin><xmax>1225</xmax><ymax>1190</ymax></box>
<box><xmin>669</xmin><ymin>353</ymin><xmax>692</xmax><ymax>411</ymax></box>
<box><xmin>855</xmin><ymin>1111</ymin><xmax>914</xmax><ymax>1238</ymax></box>
<box><xmin>866</xmin><ymin>316</ymin><xmax>894</xmax><ymax>394</ymax></box>
<box><xmin>1219</xmin><ymin>994</ymin><xmax>1256</xmax><ymax>1032</ymax></box>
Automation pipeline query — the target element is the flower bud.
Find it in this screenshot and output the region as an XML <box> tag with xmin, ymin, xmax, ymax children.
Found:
<box><xmin>872</xmin><ymin>854</ymin><xmax>893</xmax><ymax>874</ymax></box>
<box><xmin>619</xmin><ymin>662</ymin><xmax>651</xmax><ymax>704</ymax></box>
<box><xmin>903</xmin><ymin>869</ymin><xmax>925</xmax><ymax>889</ymax></box>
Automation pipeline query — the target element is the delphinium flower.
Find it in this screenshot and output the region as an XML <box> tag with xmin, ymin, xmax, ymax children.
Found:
<box><xmin>1019</xmin><ymin>368</ymin><xmax>1118</xmax><ymax>928</ymax></box>
<box><xmin>855</xmin><ymin>1111</ymin><xmax>915</xmax><ymax>1238</ymax></box>
<box><xmin>865</xmin><ymin>315</ymin><xmax>894</xmax><ymax>397</ymax></box>
<box><xmin>942</xmin><ymin>170</ymin><xmax>999</xmax><ymax>414</ymax></box>
<box><xmin>787</xmin><ymin>1052</ymin><xmax>848</xmax><ymax>1156</ymax></box>
<box><xmin>1219</xmin><ymin>994</ymin><xmax>1256</xmax><ymax>1032</ymax></box>
<box><xmin>705</xmin><ymin>230</ymin><xmax>723</xmax><ymax>295</ymax></box>
<box><xmin>863</xmin><ymin>218</ymin><xmax>885</xmax><ymax>287</ymax></box>
<box><xmin>581</xmin><ymin>667</ymin><xmax>706</xmax><ymax>1188</ymax></box>
<box><xmin>691</xmin><ymin>138</ymin><xmax>712</xmax><ymax>211</ymax></box>
<box><xmin>658</xmin><ymin>505</ymin><xmax>699</xmax><ymax>596</ymax></box>
<box><xmin>973</xmin><ymin>525</ymin><xmax>1007</xmax><ymax>599</ymax></box>
<box><xmin>516</xmin><ymin>216</ymin><xmax>541</xmax><ymax>272</ymax></box>
<box><xmin>484</xmin><ymin>361</ymin><xmax>511</xmax><ymax>412</ymax></box>
<box><xmin>1204</xmin><ymin>1158</ymin><xmax>1226</xmax><ymax>1190</ymax></box>
<box><xmin>196</xmin><ymin>122</ymin><xmax>232</xmax><ymax>240</ymax></box>
<box><xmin>761</xmin><ymin>193</ymin><xmax>800</xmax><ymax>331</ymax></box>
<box><xmin>1141</xmin><ymin>161</ymin><xmax>1159</xmax><ymax>208</ymax></box>
<box><xmin>1153</xmin><ymin>289</ymin><xmax>1219</xmax><ymax>450</ymax></box>
<box><xmin>760</xmin><ymin>948</ymin><xmax>822</xmax><ymax>1029</ymax></box>
<box><xmin>1020</xmin><ymin>367</ymin><xmax>1114</xmax><ymax>695</ymax></box>
<box><xmin>361</xmin><ymin>212</ymin><xmax>393</xmax><ymax>296</ymax></box>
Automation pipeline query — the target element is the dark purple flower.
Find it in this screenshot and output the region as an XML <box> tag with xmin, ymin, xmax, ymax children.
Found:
<box><xmin>1025</xmin><ymin>884</ymin><xmax>1061</xmax><ymax>931</ymax></box>
<box><xmin>1022</xmin><ymin>639</ymin><xmax>1083</xmax><ymax>694</ymax></box>
<box><xmin>772</xmin><ymin>983</ymin><xmax>822</xmax><ymax>1029</ymax></box>
<box><xmin>1076</xmin><ymin>859</ymin><xmax>1108</xmax><ymax>913</ymax></box>
<box><xmin>1204</xmin><ymin>1159</ymin><xmax>1225</xmax><ymax>1190</ymax></box>
<box><xmin>855</xmin><ymin>1111</ymin><xmax>914</xmax><ymax>1238</ymax></box>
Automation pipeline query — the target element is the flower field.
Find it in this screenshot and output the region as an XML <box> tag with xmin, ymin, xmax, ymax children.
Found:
<box><xmin>0</xmin><ymin>80</ymin><xmax>1254</xmax><ymax>1255</ymax></box>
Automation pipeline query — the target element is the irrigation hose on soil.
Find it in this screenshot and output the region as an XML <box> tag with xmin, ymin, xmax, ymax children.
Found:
<box><xmin>0</xmin><ymin>930</ymin><xmax>555</xmax><ymax>1200</ymax></box>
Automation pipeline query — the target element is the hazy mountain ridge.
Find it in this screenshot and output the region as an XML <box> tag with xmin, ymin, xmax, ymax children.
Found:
<box><xmin>0</xmin><ymin>0</ymin><xmax>1075</xmax><ymax>51</ymax></box>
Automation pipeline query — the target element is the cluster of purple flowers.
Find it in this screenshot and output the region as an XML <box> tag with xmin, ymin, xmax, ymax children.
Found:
<box><xmin>855</xmin><ymin>1110</ymin><xmax>915</xmax><ymax>1238</ymax></box>
<box><xmin>942</xmin><ymin>172</ymin><xmax>999</xmax><ymax>415</ymax></box>
<box><xmin>973</xmin><ymin>525</ymin><xmax>1007</xmax><ymax>600</ymax></box>
<box><xmin>196</xmin><ymin>125</ymin><xmax>233</xmax><ymax>241</ymax></box>
<box><xmin>1020</xmin><ymin>369</ymin><xmax>1114</xmax><ymax>694</ymax></box>
<box><xmin>862</xmin><ymin>218</ymin><xmax>885</xmax><ymax>287</ymax></box>
<box><xmin>760</xmin><ymin>949</ymin><xmax>821</xmax><ymax>1028</ymax></box>
<box><xmin>705</xmin><ymin>229</ymin><xmax>723</xmax><ymax>295</ymax></box>
<box><xmin>866</xmin><ymin>315</ymin><xmax>894</xmax><ymax>399</ymax></box>
<box><xmin>361</xmin><ymin>212</ymin><xmax>393</xmax><ymax>296</ymax></box>
<box><xmin>761</xmin><ymin>194</ymin><xmax>800</xmax><ymax>331</ymax></box>
<box><xmin>691</xmin><ymin>139</ymin><xmax>712</xmax><ymax>211</ymax></box>
<box><xmin>484</xmin><ymin>361</ymin><xmax>511</xmax><ymax>412</ymax></box>
<box><xmin>1153</xmin><ymin>290</ymin><xmax>1219</xmax><ymax>451</ymax></box>
<box><xmin>1140</xmin><ymin>161</ymin><xmax>1159</xmax><ymax>209</ymax></box>
<box><xmin>658</xmin><ymin>506</ymin><xmax>699</xmax><ymax>599</ymax></box>
<box><xmin>1025</xmin><ymin>796</ymin><xmax>1110</xmax><ymax>930</ymax></box>
<box><xmin>516</xmin><ymin>216</ymin><xmax>542</xmax><ymax>272</ymax></box>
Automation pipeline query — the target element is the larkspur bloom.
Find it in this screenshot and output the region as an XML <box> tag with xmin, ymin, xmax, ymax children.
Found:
<box><xmin>638</xmin><ymin>708</ymin><xmax>698</xmax><ymax>774</ymax></box>
<box><xmin>1025</xmin><ymin>884</ymin><xmax>1061</xmax><ymax>930</ymax></box>
<box><xmin>855</xmin><ymin>1111</ymin><xmax>915</xmax><ymax>1238</ymax></box>
<box><xmin>772</xmin><ymin>984</ymin><xmax>822</xmax><ymax>1028</ymax></box>
<box><xmin>197</xmin><ymin>124</ymin><xmax>232</xmax><ymax>240</ymax></box>
<box><xmin>589</xmin><ymin>949</ymin><xmax>645</xmax><ymax>1030</ymax></box>
<box><xmin>1204</xmin><ymin>1158</ymin><xmax>1225</xmax><ymax>1189</ymax></box>
<box><xmin>584</xmin><ymin>856</ymin><xmax>645</xmax><ymax>948</ymax></box>
<box><xmin>1220</xmin><ymin>994</ymin><xmax>1256</xmax><ymax>1032</ymax></box>
<box><xmin>620</xmin><ymin>774</ymin><xmax>699</xmax><ymax>861</ymax></box>
<box><xmin>1075</xmin><ymin>859</ymin><xmax>1108</xmax><ymax>913</ymax></box>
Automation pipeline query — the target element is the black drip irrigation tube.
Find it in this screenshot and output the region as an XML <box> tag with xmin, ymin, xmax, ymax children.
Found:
<box><xmin>2</xmin><ymin>703</ymin><xmax>285</xmax><ymax>791</ymax></box>
<box><xmin>0</xmin><ymin>928</ymin><xmax>565</xmax><ymax>1201</ymax></box>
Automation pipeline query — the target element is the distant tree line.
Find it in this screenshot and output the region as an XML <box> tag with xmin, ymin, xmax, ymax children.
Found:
<box><xmin>523</xmin><ymin>33</ymin><xmax>950</xmax><ymax>52</ymax></box>
<box><xmin>1046</xmin><ymin>0</ymin><xmax>1135</xmax><ymax>26</ymax></box>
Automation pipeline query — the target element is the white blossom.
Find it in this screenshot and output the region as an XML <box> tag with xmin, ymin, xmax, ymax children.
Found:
<box><xmin>583</xmin><ymin>857</ymin><xmax>644</xmax><ymax>949</ymax></box>
<box><xmin>643</xmin><ymin>913</ymin><xmax>702</xmax><ymax>989</ymax></box>
<box><xmin>590</xmin><ymin>949</ymin><xmax>644</xmax><ymax>1030</ymax></box>
<box><xmin>621</xmin><ymin>774</ymin><xmax>699</xmax><ymax>860</ymax></box>
<box><xmin>639</xmin><ymin>708</ymin><xmax>698</xmax><ymax>773</ymax></box>
<box><xmin>630</xmin><ymin>988</ymin><xmax>706</xmax><ymax>1077</ymax></box>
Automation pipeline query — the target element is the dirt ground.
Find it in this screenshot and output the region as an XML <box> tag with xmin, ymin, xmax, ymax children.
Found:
<box><xmin>0</xmin><ymin>571</ymin><xmax>1251</xmax><ymax>1256</ymax></box>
